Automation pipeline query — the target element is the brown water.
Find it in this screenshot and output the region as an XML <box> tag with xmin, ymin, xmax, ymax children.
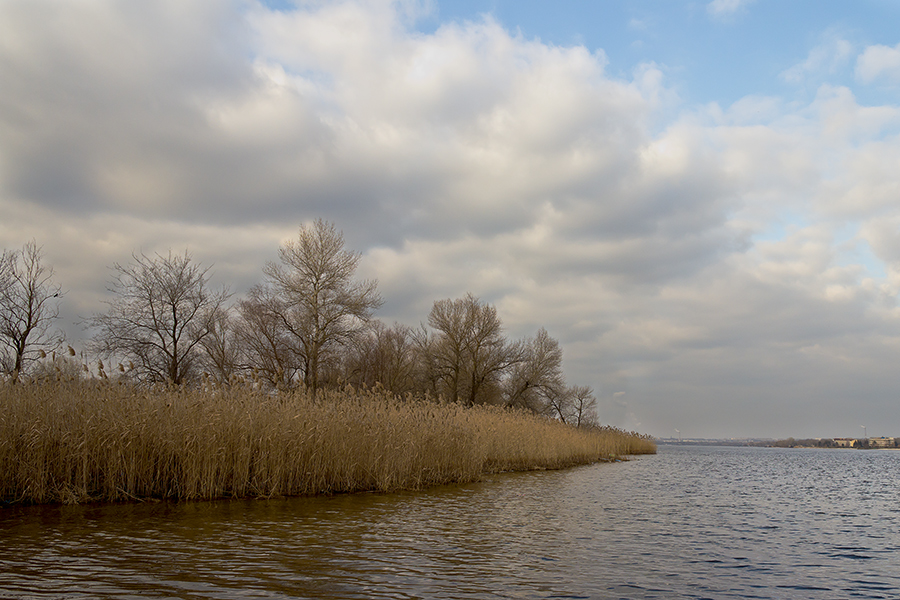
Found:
<box><xmin>2</xmin><ymin>445</ymin><xmax>900</xmax><ymax>599</ymax></box>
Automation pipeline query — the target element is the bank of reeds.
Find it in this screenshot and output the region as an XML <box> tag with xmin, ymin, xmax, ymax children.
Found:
<box><xmin>0</xmin><ymin>379</ymin><xmax>655</xmax><ymax>505</ymax></box>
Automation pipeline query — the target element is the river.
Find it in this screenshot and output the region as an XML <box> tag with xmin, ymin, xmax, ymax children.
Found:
<box><xmin>2</xmin><ymin>445</ymin><xmax>900</xmax><ymax>599</ymax></box>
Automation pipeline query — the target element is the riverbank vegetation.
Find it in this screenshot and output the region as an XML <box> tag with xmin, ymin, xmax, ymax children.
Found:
<box><xmin>2</xmin><ymin>221</ymin><xmax>658</xmax><ymax>505</ymax></box>
<box><xmin>4</xmin><ymin>222</ymin><xmax>611</xmax><ymax>426</ymax></box>
<box><xmin>0</xmin><ymin>379</ymin><xmax>655</xmax><ymax>505</ymax></box>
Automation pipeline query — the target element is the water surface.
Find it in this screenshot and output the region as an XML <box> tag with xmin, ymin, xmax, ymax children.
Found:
<box><xmin>2</xmin><ymin>445</ymin><xmax>900</xmax><ymax>599</ymax></box>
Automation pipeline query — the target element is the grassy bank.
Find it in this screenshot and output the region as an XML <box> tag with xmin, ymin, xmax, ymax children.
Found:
<box><xmin>0</xmin><ymin>380</ymin><xmax>655</xmax><ymax>505</ymax></box>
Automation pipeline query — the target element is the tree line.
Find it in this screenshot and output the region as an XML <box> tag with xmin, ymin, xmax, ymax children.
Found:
<box><xmin>1</xmin><ymin>220</ymin><xmax>598</xmax><ymax>426</ymax></box>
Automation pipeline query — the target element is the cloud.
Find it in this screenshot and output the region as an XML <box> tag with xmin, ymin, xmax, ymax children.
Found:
<box><xmin>780</xmin><ymin>35</ymin><xmax>854</xmax><ymax>84</ymax></box>
<box><xmin>856</xmin><ymin>42</ymin><xmax>900</xmax><ymax>84</ymax></box>
<box><xmin>628</xmin><ymin>18</ymin><xmax>647</xmax><ymax>31</ymax></box>
<box><xmin>706</xmin><ymin>0</ymin><xmax>755</xmax><ymax>19</ymax></box>
<box><xmin>4</xmin><ymin>1</ymin><xmax>900</xmax><ymax>437</ymax></box>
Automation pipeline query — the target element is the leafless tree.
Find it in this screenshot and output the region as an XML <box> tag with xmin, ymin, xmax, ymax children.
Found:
<box><xmin>87</xmin><ymin>251</ymin><xmax>230</xmax><ymax>385</ymax></box>
<box><xmin>343</xmin><ymin>321</ymin><xmax>419</xmax><ymax>395</ymax></box>
<box><xmin>542</xmin><ymin>386</ymin><xmax>571</xmax><ymax>423</ymax></box>
<box><xmin>569</xmin><ymin>385</ymin><xmax>598</xmax><ymax>428</ymax></box>
<box><xmin>540</xmin><ymin>385</ymin><xmax>598</xmax><ymax>426</ymax></box>
<box><xmin>424</xmin><ymin>299</ymin><xmax>467</xmax><ymax>402</ymax></box>
<box><xmin>427</xmin><ymin>294</ymin><xmax>521</xmax><ymax>406</ymax></box>
<box><xmin>0</xmin><ymin>240</ymin><xmax>63</xmax><ymax>380</ymax></box>
<box><xmin>234</xmin><ymin>284</ymin><xmax>299</xmax><ymax>388</ymax></box>
<box><xmin>408</xmin><ymin>324</ymin><xmax>443</xmax><ymax>396</ymax></box>
<box><xmin>505</xmin><ymin>328</ymin><xmax>565</xmax><ymax>413</ymax></box>
<box><xmin>264</xmin><ymin>220</ymin><xmax>382</xmax><ymax>398</ymax></box>
<box><xmin>198</xmin><ymin>305</ymin><xmax>242</xmax><ymax>384</ymax></box>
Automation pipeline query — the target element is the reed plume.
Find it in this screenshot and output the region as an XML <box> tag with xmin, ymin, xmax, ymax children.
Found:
<box><xmin>0</xmin><ymin>379</ymin><xmax>654</xmax><ymax>505</ymax></box>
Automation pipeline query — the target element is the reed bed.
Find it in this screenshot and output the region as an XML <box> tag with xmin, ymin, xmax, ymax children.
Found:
<box><xmin>0</xmin><ymin>379</ymin><xmax>655</xmax><ymax>505</ymax></box>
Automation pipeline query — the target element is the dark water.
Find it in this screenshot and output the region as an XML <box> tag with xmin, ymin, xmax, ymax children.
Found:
<box><xmin>2</xmin><ymin>445</ymin><xmax>900</xmax><ymax>599</ymax></box>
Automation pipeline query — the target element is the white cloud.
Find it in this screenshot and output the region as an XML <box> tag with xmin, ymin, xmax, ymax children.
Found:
<box><xmin>856</xmin><ymin>42</ymin><xmax>900</xmax><ymax>84</ymax></box>
<box><xmin>706</xmin><ymin>0</ymin><xmax>755</xmax><ymax>19</ymax></box>
<box><xmin>628</xmin><ymin>18</ymin><xmax>647</xmax><ymax>31</ymax></box>
<box><xmin>780</xmin><ymin>35</ymin><xmax>854</xmax><ymax>84</ymax></box>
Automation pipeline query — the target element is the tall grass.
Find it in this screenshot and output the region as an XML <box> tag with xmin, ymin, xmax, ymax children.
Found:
<box><xmin>0</xmin><ymin>379</ymin><xmax>655</xmax><ymax>505</ymax></box>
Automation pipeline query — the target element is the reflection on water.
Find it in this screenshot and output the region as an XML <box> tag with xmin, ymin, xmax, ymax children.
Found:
<box><xmin>3</xmin><ymin>445</ymin><xmax>900</xmax><ymax>599</ymax></box>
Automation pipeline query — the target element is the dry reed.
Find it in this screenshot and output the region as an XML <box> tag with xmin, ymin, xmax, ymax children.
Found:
<box><xmin>0</xmin><ymin>379</ymin><xmax>655</xmax><ymax>505</ymax></box>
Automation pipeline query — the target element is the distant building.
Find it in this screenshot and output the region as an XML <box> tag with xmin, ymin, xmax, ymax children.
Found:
<box><xmin>870</xmin><ymin>437</ymin><xmax>897</xmax><ymax>448</ymax></box>
<box><xmin>833</xmin><ymin>438</ymin><xmax>857</xmax><ymax>448</ymax></box>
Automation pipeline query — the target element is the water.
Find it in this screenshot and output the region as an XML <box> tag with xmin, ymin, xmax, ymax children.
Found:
<box><xmin>2</xmin><ymin>445</ymin><xmax>900</xmax><ymax>599</ymax></box>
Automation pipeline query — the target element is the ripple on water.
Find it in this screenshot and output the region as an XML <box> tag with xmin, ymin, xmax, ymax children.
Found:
<box><xmin>3</xmin><ymin>447</ymin><xmax>900</xmax><ymax>599</ymax></box>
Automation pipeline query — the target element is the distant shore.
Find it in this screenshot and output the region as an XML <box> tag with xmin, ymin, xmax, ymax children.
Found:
<box><xmin>657</xmin><ymin>437</ymin><xmax>897</xmax><ymax>449</ymax></box>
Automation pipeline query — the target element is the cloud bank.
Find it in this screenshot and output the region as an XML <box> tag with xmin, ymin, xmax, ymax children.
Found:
<box><xmin>2</xmin><ymin>0</ymin><xmax>900</xmax><ymax>438</ymax></box>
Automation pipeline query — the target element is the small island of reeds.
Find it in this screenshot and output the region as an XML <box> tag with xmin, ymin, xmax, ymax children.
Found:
<box><xmin>0</xmin><ymin>379</ymin><xmax>655</xmax><ymax>506</ymax></box>
<box><xmin>2</xmin><ymin>223</ymin><xmax>656</xmax><ymax>505</ymax></box>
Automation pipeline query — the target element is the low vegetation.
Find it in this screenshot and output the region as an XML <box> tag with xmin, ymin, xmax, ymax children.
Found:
<box><xmin>0</xmin><ymin>379</ymin><xmax>655</xmax><ymax>505</ymax></box>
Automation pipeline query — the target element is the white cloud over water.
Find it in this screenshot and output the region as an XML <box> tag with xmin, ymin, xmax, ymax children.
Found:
<box><xmin>3</xmin><ymin>0</ymin><xmax>900</xmax><ymax>438</ymax></box>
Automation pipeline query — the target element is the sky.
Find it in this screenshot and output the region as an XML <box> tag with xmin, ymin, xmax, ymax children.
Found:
<box><xmin>3</xmin><ymin>0</ymin><xmax>900</xmax><ymax>439</ymax></box>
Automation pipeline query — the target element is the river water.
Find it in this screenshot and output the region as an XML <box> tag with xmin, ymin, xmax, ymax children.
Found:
<box><xmin>2</xmin><ymin>445</ymin><xmax>900</xmax><ymax>599</ymax></box>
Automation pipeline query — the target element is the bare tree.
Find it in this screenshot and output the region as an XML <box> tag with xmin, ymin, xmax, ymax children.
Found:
<box><xmin>539</xmin><ymin>385</ymin><xmax>598</xmax><ymax>426</ymax></box>
<box><xmin>0</xmin><ymin>241</ymin><xmax>63</xmax><ymax>380</ymax></box>
<box><xmin>505</xmin><ymin>328</ymin><xmax>565</xmax><ymax>413</ymax></box>
<box><xmin>544</xmin><ymin>386</ymin><xmax>574</xmax><ymax>424</ymax></box>
<box><xmin>425</xmin><ymin>298</ymin><xmax>467</xmax><ymax>403</ymax></box>
<box><xmin>408</xmin><ymin>324</ymin><xmax>443</xmax><ymax>397</ymax></box>
<box><xmin>427</xmin><ymin>294</ymin><xmax>521</xmax><ymax>406</ymax></box>
<box><xmin>234</xmin><ymin>284</ymin><xmax>299</xmax><ymax>388</ymax></box>
<box><xmin>569</xmin><ymin>385</ymin><xmax>598</xmax><ymax>428</ymax></box>
<box><xmin>343</xmin><ymin>321</ymin><xmax>418</xmax><ymax>395</ymax></box>
<box><xmin>264</xmin><ymin>220</ymin><xmax>382</xmax><ymax>398</ymax></box>
<box><xmin>198</xmin><ymin>304</ymin><xmax>242</xmax><ymax>384</ymax></box>
<box><xmin>87</xmin><ymin>251</ymin><xmax>230</xmax><ymax>385</ymax></box>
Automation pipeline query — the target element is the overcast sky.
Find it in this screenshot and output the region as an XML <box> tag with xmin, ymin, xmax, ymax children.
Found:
<box><xmin>3</xmin><ymin>0</ymin><xmax>900</xmax><ymax>439</ymax></box>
